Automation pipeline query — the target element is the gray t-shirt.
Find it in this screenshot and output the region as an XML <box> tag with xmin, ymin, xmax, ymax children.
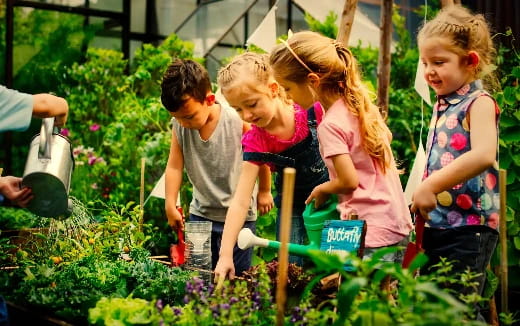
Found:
<box><xmin>172</xmin><ymin>104</ymin><xmax>257</xmax><ymax>222</ymax></box>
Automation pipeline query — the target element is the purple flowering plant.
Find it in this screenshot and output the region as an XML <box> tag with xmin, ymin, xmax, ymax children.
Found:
<box><xmin>169</xmin><ymin>270</ymin><xmax>276</xmax><ymax>325</ymax></box>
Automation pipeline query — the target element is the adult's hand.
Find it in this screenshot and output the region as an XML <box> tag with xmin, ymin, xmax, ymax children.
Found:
<box><xmin>0</xmin><ymin>176</ymin><xmax>33</xmax><ymax>207</ymax></box>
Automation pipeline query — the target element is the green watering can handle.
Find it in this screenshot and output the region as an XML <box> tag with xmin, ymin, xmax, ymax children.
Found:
<box><xmin>303</xmin><ymin>194</ymin><xmax>340</xmax><ymax>221</ymax></box>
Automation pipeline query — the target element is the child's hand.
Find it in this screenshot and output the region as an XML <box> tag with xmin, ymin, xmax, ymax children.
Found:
<box><xmin>214</xmin><ymin>255</ymin><xmax>235</xmax><ymax>280</ymax></box>
<box><xmin>410</xmin><ymin>182</ymin><xmax>436</xmax><ymax>220</ymax></box>
<box><xmin>305</xmin><ymin>184</ymin><xmax>329</xmax><ymax>208</ymax></box>
<box><xmin>257</xmin><ymin>190</ymin><xmax>274</xmax><ymax>215</ymax></box>
<box><xmin>166</xmin><ymin>206</ymin><xmax>184</xmax><ymax>231</ymax></box>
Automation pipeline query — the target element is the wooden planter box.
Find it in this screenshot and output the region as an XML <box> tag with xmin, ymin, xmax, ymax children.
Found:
<box><xmin>6</xmin><ymin>301</ymin><xmax>75</xmax><ymax>326</ymax></box>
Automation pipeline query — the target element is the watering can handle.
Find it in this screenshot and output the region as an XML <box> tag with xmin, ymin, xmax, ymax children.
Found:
<box><xmin>415</xmin><ymin>213</ymin><xmax>425</xmax><ymax>250</ymax></box>
<box><xmin>38</xmin><ymin>118</ymin><xmax>54</xmax><ymax>159</ymax></box>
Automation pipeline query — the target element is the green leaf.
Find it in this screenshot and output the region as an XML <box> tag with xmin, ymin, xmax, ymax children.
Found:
<box><xmin>503</xmin><ymin>87</ymin><xmax>517</xmax><ymax>105</ymax></box>
<box><xmin>416</xmin><ymin>282</ymin><xmax>467</xmax><ymax>309</ymax></box>
<box><xmin>500</xmin><ymin>154</ymin><xmax>512</xmax><ymax>170</ymax></box>
<box><xmin>500</xmin><ymin>127</ymin><xmax>520</xmax><ymax>142</ymax></box>
<box><xmin>513</xmin><ymin>109</ymin><xmax>520</xmax><ymax>121</ymax></box>
<box><xmin>512</xmin><ymin>66</ymin><xmax>520</xmax><ymax>78</ymax></box>
<box><xmin>482</xmin><ymin>269</ymin><xmax>499</xmax><ymax>299</ymax></box>
<box><xmin>335</xmin><ymin>277</ymin><xmax>367</xmax><ymax>325</ymax></box>
<box><xmin>408</xmin><ymin>252</ymin><xmax>429</xmax><ymax>271</ymax></box>
<box><xmin>514</xmin><ymin>236</ymin><xmax>520</xmax><ymax>250</ymax></box>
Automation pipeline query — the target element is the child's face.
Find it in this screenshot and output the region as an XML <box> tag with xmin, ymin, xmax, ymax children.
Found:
<box><xmin>275</xmin><ymin>76</ymin><xmax>314</xmax><ymax>109</ymax></box>
<box><xmin>223</xmin><ymin>85</ymin><xmax>277</xmax><ymax>128</ymax></box>
<box><xmin>419</xmin><ymin>38</ymin><xmax>474</xmax><ymax>96</ymax></box>
<box><xmin>169</xmin><ymin>96</ymin><xmax>212</xmax><ymax>130</ymax></box>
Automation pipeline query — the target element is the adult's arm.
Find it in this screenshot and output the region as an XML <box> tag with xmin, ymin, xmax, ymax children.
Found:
<box><xmin>32</xmin><ymin>93</ymin><xmax>69</xmax><ymax>127</ymax></box>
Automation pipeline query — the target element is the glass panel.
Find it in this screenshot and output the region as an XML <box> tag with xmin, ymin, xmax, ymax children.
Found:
<box><xmin>156</xmin><ymin>0</ymin><xmax>198</xmax><ymax>35</ymax></box>
<box><xmin>175</xmin><ymin>0</ymin><xmax>257</xmax><ymax>57</ymax></box>
<box><xmin>33</xmin><ymin>0</ymin><xmax>89</xmax><ymax>7</ymax></box>
<box><xmin>89</xmin><ymin>0</ymin><xmax>123</xmax><ymax>12</ymax></box>
<box><xmin>33</xmin><ymin>0</ymin><xmax>123</xmax><ymax>12</ymax></box>
<box><xmin>131</xmin><ymin>0</ymin><xmax>146</xmax><ymax>33</ymax></box>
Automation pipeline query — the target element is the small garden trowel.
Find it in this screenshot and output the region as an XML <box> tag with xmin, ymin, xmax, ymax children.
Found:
<box><xmin>170</xmin><ymin>207</ymin><xmax>186</xmax><ymax>266</ymax></box>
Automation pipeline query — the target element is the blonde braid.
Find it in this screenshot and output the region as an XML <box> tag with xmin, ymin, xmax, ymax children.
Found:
<box><xmin>217</xmin><ymin>52</ymin><xmax>291</xmax><ymax>104</ymax></box>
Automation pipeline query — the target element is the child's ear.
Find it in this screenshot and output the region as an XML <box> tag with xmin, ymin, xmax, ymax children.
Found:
<box><xmin>466</xmin><ymin>51</ymin><xmax>480</xmax><ymax>68</ymax></box>
<box><xmin>268</xmin><ymin>82</ymin><xmax>279</xmax><ymax>98</ymax></box>
<box><xmin>307</xmin><ymin>73</ymin><xmax>320</xmax><ymax>88</ymax></box>
<box><xmin>206</xmin><ymin>93</ymin><xmax>216</xmax><ymax>105</ymax></box>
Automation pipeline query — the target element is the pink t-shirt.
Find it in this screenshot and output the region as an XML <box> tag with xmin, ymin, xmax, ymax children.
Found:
<box><xmin>242</xmin><ymin>103</ymin><xmax>323</xmax><ymax>170</ymax></box>
<box><xmin>318</xmin><ymin>99</ymin><xmax>412</xmax><ymax>248</ymax></box>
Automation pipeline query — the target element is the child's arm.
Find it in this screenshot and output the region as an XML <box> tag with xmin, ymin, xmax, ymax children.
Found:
<box><xmin>305</xmin><ymin>153</ymin><xmax>358</xmax><ymax>207</ymax></box>
<box><xmin>257</xmin><ymin>164</ymin><xmax>274</xmax><ymax>215</ymax></box>
<box><xmin>214</xmin><ymin>161</ymin><xmax>260</xmax><ymax>280</ymax></box>
<box><xmin>411</xmin><ymin>96</ymin><xmax>498</xmax><ymax>218</ymax></box>
<box><xmin>241</xmin><ymin>121</ymin><xmax>274</xmax><ymax>215</ymax></box>
<box><xmin>165</xmin><ymin>130</ymin><xmax>185</xmax><ymax>231</ymax></box>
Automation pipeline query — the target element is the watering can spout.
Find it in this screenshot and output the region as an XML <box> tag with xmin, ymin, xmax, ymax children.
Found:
<box><xmin>238</xmin><ymin>228</ymin><xmax>269</xmax><ymax>250</ymax></box>
<box><xmin>238</xmin><ymin>228</ymin><xmax>319</xmax><ymax>257</ymax></box>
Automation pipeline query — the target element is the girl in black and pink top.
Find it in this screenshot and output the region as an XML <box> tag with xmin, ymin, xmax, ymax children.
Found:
<box><xmin>214</xmin><ymin>52</ymin><xmax>328</xmax><ymax>279</ymax></box>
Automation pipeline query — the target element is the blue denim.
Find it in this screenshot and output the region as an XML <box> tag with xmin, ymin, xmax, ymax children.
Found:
<box><xmin>0</xmin><ymin>296</ymin><xmax>9</xmax><ymax>326</ymax></box>
<box><xmin>363</xmin><ymin>236</ymin><xmax>409</xmax><ymax>264</ymax></box>
<box><xmin>244</xmin><ymin>106</ymin><xmax>328</xmax><ymax>267</ymax></box>
<box><xmin>275</xmin><ymin>203</ymin><xmax>309</xmax><ymax>266</ymax></box>
<box><xmin>189</xmin><ymin>214</ymin><xmax>256</xmax><ymax>276</ymax></box>
<box><xmin>421</xmin><ymin>225</ymin><xmax>498</xmax><ymax>319</ymax></box>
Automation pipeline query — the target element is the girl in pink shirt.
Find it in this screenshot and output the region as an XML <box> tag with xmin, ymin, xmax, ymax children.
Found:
<box><xmin>270</xmin><ymin>31</ymin><xmax>412</xmax><ymax>262</ymax></box>
<box><xmin>214</xmin><ymin>52</ymin><xmax>329</xmax><ymax>280</ymax></box>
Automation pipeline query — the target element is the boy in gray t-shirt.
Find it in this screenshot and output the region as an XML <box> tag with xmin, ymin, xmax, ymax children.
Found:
<box><xmin>160</xmin><ymin>59</ymin><xmax>273</xmax><ymax>276</ymax></box>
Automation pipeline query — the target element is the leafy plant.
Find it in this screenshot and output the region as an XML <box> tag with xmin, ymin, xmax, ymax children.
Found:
<box><xmin>1</xmin><ymin>249</ymin><xmax>192</xmax><ymax>324</ymax></box>
<box><xmin>304</xmin><ymin>248</ymin><xmax>487</xmax><ymax>326</ymax></box>
<box><xmin>494</xmin><ymin>30</ymin><xmax>520</xmax><ymax>290</ymax></box>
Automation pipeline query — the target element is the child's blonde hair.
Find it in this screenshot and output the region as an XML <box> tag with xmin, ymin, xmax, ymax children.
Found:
<box><xmin>418</xmin><ymin>5</ymin><xmax>498</xmax><ymax>90</ymax></box>
<box><xmin>269</xmin><ymin>31</ymin><xmax>393</xmax><ymax>173</ymax></box>
<box><xmin>217</xmin><ymin>52</ymin><xmax>291</xmax><ymax>105</ymax></box>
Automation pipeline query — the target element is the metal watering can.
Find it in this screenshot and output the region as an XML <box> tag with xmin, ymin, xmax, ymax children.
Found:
<box><xmin>22</xmin><ymin>118</ymin><xmax>74</xmax><ymax>219</ymax></box>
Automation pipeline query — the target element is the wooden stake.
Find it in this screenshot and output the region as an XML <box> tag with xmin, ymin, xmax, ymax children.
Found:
<box><xmin>276</xmin><ymin>168</ymin><xmax>296</xmax><ymax>326</ymax></box>
<box><xmin>139</xmin><ymin>158</ymin><xmax>146</xmax><ymax>230</ymax></box>
<box><xmin>376</xmin><ymin>0</ymin><xmax>393</xmax><ymax>120</ymax></box>
<box><xmin>336</xmin><ymin>0</ymin><xmax>358</xmax><ymax>45</ymax></box>
<box><xmin>499</xmin><ymin>169</ymin><xmax>508</xmax><ymax>313</ymax></box>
